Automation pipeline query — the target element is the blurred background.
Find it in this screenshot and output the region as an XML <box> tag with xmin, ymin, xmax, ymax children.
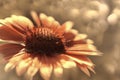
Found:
<box><xmin>0</xmin><ymin>0</ymin><xmax>120</xmax><ymax>80</ymax></box>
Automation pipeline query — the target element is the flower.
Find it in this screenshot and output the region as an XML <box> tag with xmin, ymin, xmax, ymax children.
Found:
<box><xmin>0</xmin><ymin>11</ymin><xmax>100</xmax><ymax>80</ymax></box>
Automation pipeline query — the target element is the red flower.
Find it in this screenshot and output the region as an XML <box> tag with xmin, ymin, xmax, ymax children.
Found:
<box><xmin>0</xmin><ymin>11</ymin><xmax>100</xmax><ymax>80</ymax></box>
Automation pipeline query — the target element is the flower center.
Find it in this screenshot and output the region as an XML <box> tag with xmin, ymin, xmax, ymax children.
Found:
<box><xmin>25</xmin><ymin>27</ymin><xmax>65</xmax><ymax>56</ymax></box>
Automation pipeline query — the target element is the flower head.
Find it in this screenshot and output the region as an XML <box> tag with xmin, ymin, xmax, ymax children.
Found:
<box><xmin>0</xmin><ymin>11</ymin><xmax>100</xmax><ymax>80</ymax></box>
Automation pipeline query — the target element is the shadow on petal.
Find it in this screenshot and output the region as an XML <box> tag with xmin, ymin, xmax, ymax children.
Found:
<box><xmin>0</xmin><ymin>44</ymin><xmax>23</xmax><ymax>59</ymax></box>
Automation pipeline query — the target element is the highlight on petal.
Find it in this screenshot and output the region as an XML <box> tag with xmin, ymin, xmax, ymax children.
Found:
<box><xmin>87</xmin><ymin>66</ymin><xmax>95</xmax><ymax>74</ymax></box>
<box><xmin>73</xmin><ymin>34</ymin><xmax>87</xmax><ymax>41</ymax></box>
<box><xmin>67</xmin><ymin>51</ymin><xmax>99</xmax><ymax>56</ymax></box>
<box><xmin>69</xmin><ymin>29</ymin><xmax>78</xmax><ymax>35</ymax></box>
<box><xmin>26</xmin><ymin>65</ymin><xmax>38</xmax><ymax>80</ymax></box>
<box><xmin>16</xmin><ymin>58</ymin><xmax>32</xmax><ymax>76</ymax></box>
<box><xmin>78</xmin><ymin>64</ymin><xmax>90</xmax><ymax>76</ymax></box>
<box><xmin>40</xmin><ymin>64</ymin><xmax>53</xmax><ymax>80</ymax></box>
<box><xmin>0</xmin><ymin>18</ymin><xmax>11</xmax><ymax>26</ymax></box>
<box><xmin>66</xmin><ymin>43</ymin><xmax>100</xmax><ymax>56</ymax></box>
<box><xmin>68</xmin><ymin>44</ymin><xmax>97</xmax><ymax>51</ymax></box>
<box><xmin>39</xmin><ymin>13</ymin><xmax>59</xmax><ymax>29</ymax></box>
<box><xmin>47</xmin><ymin>16</ymin><xmax>55</xmax><ymax>22</ymax></box>
<box><xmin>31</xmin><ymin>11</ymin><xmax>41</xmax><ymax>26</ymax></box>
<box><xmin>60</xmin><ymin>59</ymin><xmax>76</xmax><ymax>68</ymax></box>
<box><xmin>4</xmin><ymin>62</ymin><xmax>16</xmax><ymax>72</ymax></box>
<box><xmin>25</xmin><ymin>57</ymin><xmax>40</xmax><ymax>80</ymax></box>
<box><xmin>54</xmin><ymin>62</ymin><xmax>63</xmax><ymax>77</ymax></box>
<box><xmin>39</xmin><ymin>13</ymin><xmax>47</xmax><ymax>20</ymax></box>
<box><xmin>11</xmin><ymin>15</ymin><xmax>34</xmax><ymax>29</ymax></box>
<box><xmin>4</xmin><ymin>52</ymin><xmax>26</xmax><ymax>72</ymax></box>
<box><xmin>9</xmin><ymin>52</ymin><xmax>25</xmax><ymax>60</ymax></box>
<box><xmin>39</xmin><ymin>13</ymin><xmax>48</xmax><ymax>26</ymax></box>
<box><xmin>44</xmin><ymin>15</ymin><xmax>55</xmax><ymax>25</ymax></box>
<box><xmin>0</xmin><ymin>18</ymin><xmax>24</xmax><ymax>35</ymax></box>
<box><xmin>64</xmin><ymin>55</ymin><xmax>94</xmax><ymax>67</ymax></box>
<box><xmin>56</xmin><ymin>21</ymin><xmax>74</xmax><ymax>35</ymax></box>
<box><xmin>1</xmin><ymin>15</ymin><xmax>34</xmax><ymax>36</ymax></box>
<box><xmin>61</xmin><ymin>21</ymin><xmax>74</xmax><ymax>32</ymax></box>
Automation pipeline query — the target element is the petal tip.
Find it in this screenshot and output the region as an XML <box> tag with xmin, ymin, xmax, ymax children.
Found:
<box><xmin>40</xmin><ymin>13</ymin><xmax>47</xmax><ymax>19</ymax></box>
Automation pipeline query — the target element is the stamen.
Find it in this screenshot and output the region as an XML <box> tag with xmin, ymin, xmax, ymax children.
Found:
<box><xmin>25</xmin><ymin>28</ymin><xmax>65</xmax><ymax>56</ymax></box>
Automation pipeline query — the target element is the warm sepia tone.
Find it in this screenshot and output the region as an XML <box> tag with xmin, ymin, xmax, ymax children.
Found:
<box><xmin>0</xmin><ymin>0</ymin><xmax>120</xmax><ymax>80</ymax></box>
<box><xmin>0</xmin><ymin>10</ymin><xmax>100</xmax><ymax>80</ymax></box>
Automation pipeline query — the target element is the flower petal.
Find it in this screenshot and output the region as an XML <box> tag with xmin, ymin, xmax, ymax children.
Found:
<box><xmin>4</xmin><ymin>62</ymin><xmax>16</xmax><ymax>72</ymax></box>
<box><xmin>68</xmin><ymin>44</ymin><xmax>97</xmax><ymax>51</ymax></box>
<box><xmin>64</xmin><ymin>29</ymin><xmax>78</xmax><ymax>41</ymax></box>
<box><xmin>46</xmin><ymin>16</ymin><xmax>55</xmax><ymax>26</ymax></box>
<box><xmin>67</xmin><ymin>51</ymin><xmax>99</xmax><ymax>56</ymax></box>
<box><xmin>73</xmin><ymin>34</ymin><xmax>87</xmax><ymax>41</ymax></box>
<box><xmin>87</xmin><ymin>66</ymin><xmax>95</xmax><ymax>74</ymax></box>
<box><xmin>0</xmin><ymin>24</ymin><xmax>25</xmax><ymax>41</ymax></box>
<box><xmin>61</xmin><ymin>21</ymin><xmax>74</xmax><ymax>32</ymax></box>
<box><xmin>67</xmin><ymin>44</ymin><xmax>102</xmax><ymax>55</ymax></box>
<box><xmin>0</xmin><ymin>15</ymin><xmax>34</xmax><ymax>35</ymax></box>
<box><xmin>39</xmin><ymin>13</ymin><xmax>50</xmax><ymax>26</ymax></box>
<box><xmin>25</xmin><ymin>57</ymin><xmax>40</xmax><ymax>80</ymax></box>
<box><xmin>4</xmin><ymin>52</ymin><xmax>26</xmax><ymax>72</ymax></box>
<box><xmin>56</xmin><ymin>21</ymin><xmax>74</xmax><ymax>35</ymax></box>
<box><xmin>72</xmin><ymin>39</ymin><xmax>94</xmax><ymax>46</ymax></box>
<box><xmin>64</xmin><ymin>54</ymin><xmax>94</xmax><ymax>66</ymax></box>
<box><xmin>78</xmin><ymin>64</ymin><xmax>90</xmax><ymax>76</ymax></box>
<box><xmin>0</xmin><ymin>44</ymin><xmax>23</xmax><ymax>59</ymax></box>
<box><xmin>11</xmin><ymin>15</ymin><xmax>34</xmax><ymax>29</ymax></box>
<box><xmin>16</xmin><ymin>58</ymin><xmax>32</xmax><ymax>76</ymax></box>
<box><xmin>0</xmin><ymin>17</ymin><xmax>24</xmax><ymax>34</ymax></box>
<box><xmin>39</xmin><ymin>13</ymin><xmax>60</xmax><ymax>29</ymax></box>
<box><xmin>31</xmin><ymin>11</ymin><xmax>41</xmax><ymax>27</ymax></box>
<box><xmin>9</xmin><ymin>52</ymin><xmax>27</xmax><ymax>62</ymax></box>
<box><xmin>26</xmin><ymin>66</ymin><xmax>38</xmax><ymax>80</ymax></box>
<box><xmin>40</xmin><ymin>64</ymin><xmax>53</xmax><ymax>80</ymax></box>
<box><xmin>60</xmin><ymin>60</ymin><xmax>76</xmax><ymax>68</ymax></box>
<box><xmin>54</xmin><ymin>63</ymin><xmax>63</xmax><ymax>77</ymax></box>
<box><xmin>26</xmin><ymin>67</ymin><xmax>38</xmax><ymax>80</ymax></box>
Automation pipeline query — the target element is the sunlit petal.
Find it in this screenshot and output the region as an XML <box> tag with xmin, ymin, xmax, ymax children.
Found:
<box><xmin>4</xmin><ymin>62</ymin><xmax>16</xmax><ymax>72</ymax></box>
<box><xmin>61</xmin><ymin>21</ymin><xmax>74</xmax><ymax>32</ymax></box>
<box><xmin>40</xmin><ymin>64</ymin><xmax>53</xmax><ymax>80</ymax></box>
<box><xmin>39</xmin><ymin>13</ymin><xmax>48</xmax><ymax>26</ymax></box>
<box><xmin>25</xmin><ymin>57</ymin><xmax>40</xmax><ymax>80</ymax></box>
<box><xmin>56</xmin><ymin>21</ymin><xmax>74</xmax><ymax>35</ymax></box>
<box><xmin>68</xmin><ymin>44</ymin><xmax>97</xmax><ymax>51</ymax></box>
<box><xmin>79</xmin><ymin>65</ymin><xmax>90</xmax><ymax>76</ymax></box>
<box><xmin>60</xmin><ymin>59</ymin><xmax>76</xmax><ymax>68</ymax></box>
<box><xmin>67</xmin><ymin>51</ymin><xmax>99</xmax><ymax>56</ymax></box>
<box><xmin>16</xmin><ymin>58</ymin><xmax>32</xmax><ymax>76</ymax></box>
<box><xmin>74</xmin><ymin>34</ymin><xmax>87</xmax><ymax>41</ymax></box>
<box><xmin>9</xmin><ymin>53</ymin><xmax>28</xmax><ymax>63</ymax></box>
<box><xmin>64</xmin><ymin>55</ymin><xmax>94</xmax><ymax>66</ymax></box>
<box><xmin>26</xmin><ymin>66</ymin><xmax>38</xmax><ymax>79</ymax></box>
<box><xmin>4</xmin><ymin>53</ymin><xmax>25</xmax><ymax>72</ymax></box>
<box><xmin>54</xmin><ymin>62</ymin><xmax>63</xmax><ymax>77</ymax></box>
<box><xmin>87</xmin><ymin>66</ymin><xmax>95</xmax><ymax>74</ymax></box>
<box><xmin>11</xmin><ymin>15</ymin><xmax>34</xmax><ymax>29</ymax></box>
<box><xmin>39</xmin><ymin>13</ymin><xmax>59</xmax><ymax>30</ymax></box>
<box><xmin>31</xmin><ymin>11</ymin><xmax>41</xmax><ymax>26</ymax></box>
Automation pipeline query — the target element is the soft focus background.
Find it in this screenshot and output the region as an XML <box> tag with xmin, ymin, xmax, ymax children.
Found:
<box><xmin>0</xmin><ymin>0</ymin><xmax>120</xmax><ymax>80</ymax></box>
